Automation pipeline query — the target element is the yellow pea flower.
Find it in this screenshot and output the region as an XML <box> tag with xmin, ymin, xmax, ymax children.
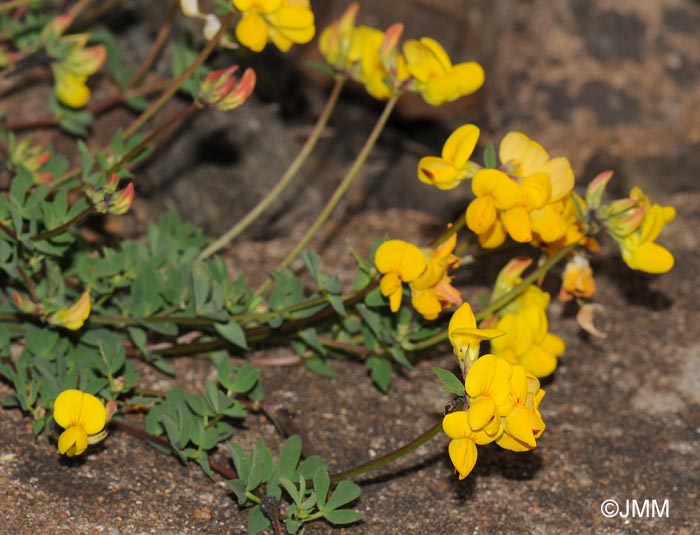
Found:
<box><xmin>417</xmin><ymin>124</ymin><xmax>480</xmax><ymax>190</ymax></box>
<box><xmin>465</xmin><ymin>354</ymin><xmax>513</xmax><ymax>438</ymax></box>
<box><xmin>53</xmin><ymin>389</ymin><xmax>107</xmax><ymax>456</ymax></box>
<box><xmin>496</xmin><ymin>365</ymin><xmax>546</xmax><ymax>452</ymax></box>
<box><xmin>48</xmin><ymin>291</ymin><xmax>91</xmax><ymax>331</ymax></box>
<box><xmin>558</xmin><ymin>254</ymin><xmax>596</xmax><ymax>302</ymax></box>
<box><xmin>465</xmin><ymin>131</ymin><xmax>575</xmax><ymax>248</ymax></box>
<box><xmin>442</xmin><ymin>411</ymin><xmax>479</xmax><ymax>480</ymax></box>
<box><xmin>374</xmin><ymin>239</ymin><xmax>426</xmax><ymax>312</ymax></box>
<box><xmin>48</xmin><ymin>33</ymin><xmax>106</xmax><ymax>109</ymax></box>
<box><xmin>448</xmin><ymin>303</ymin><xmax>504</xmax><ymax>375</ymax></box>
<box><xmin>319</xmin><ymin>2</ymin><xmax>359</xmax><ymax>71</ymax></box>
<box><xmin>403</xmin><ymin>37</ymin><xmax>484</xmax><ymax>106</ymax></box>
<box><xmin>409</xmin><ymin>233</ymin><xmax>462</xmax><ymax>320</ymax></box>
<box><xmin>615</xmin><ymin>187</ymin><xmax>675</xmax><ymax>274</ymax></box>
<box><xmin>233</xmin><ymin>0</ymin><xmax>315</xmax><ymax>53</ymax></box>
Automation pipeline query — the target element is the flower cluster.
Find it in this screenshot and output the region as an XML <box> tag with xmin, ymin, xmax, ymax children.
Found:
<box><xmin>6</xmin><ymin>136</ymin><xmax>53</xmax><ymax>185</ymax></box>
<box><xmin>485</xmin><ymin>258</ymin><xmax>565</xmax><ymax>378</ymax></box>
<box><xmin>42</xmin><ymin>15</ymin><xmax>106</xmax><ymax>108</ymax></box>
<box><xmin>53</xmin><ymin>389</ymin><xmax>107</xmax><ymax>456</ymax></box>
<box><xmin>589</xmin><ymin>174</ymin><xmax>676</xmax><ymax>274</ymax></box>
<box><xmin>85</xmin><ymin>174</ymin><xmax>135</xmax><ymax>216</ymax></box>
<box><xmin>374</xmin><ymin>235</ymin><xmax>462</xmax><ymax>320</ymax></box>
<box><xmin>443</xmin><ymin>354</ymin><xmax>546</xmax><ymax>479</ymax></box>
<box><xmin>199</xmin><ymin>65</ymin><xmax>257</xmax><ymax>111</ymax></box>
<box><xmin>319</xmin><ymin>3</ymin><xmax>483</xmax><ymax>105</ymax></box>
<box><xmin>232</xmin><ymin>0</ymin><xmax>315</xmax><ymax>53</ymax></box>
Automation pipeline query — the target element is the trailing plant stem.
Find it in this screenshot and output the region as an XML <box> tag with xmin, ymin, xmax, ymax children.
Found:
<box><xmin>330</xmin><ymin>420</ymin><xmax>442</xmax><ymax>482</ymax></box>
<box><xmin>256</xmin><ymin>93</ymin><xmax>401</xmax><ymax>294</ymax></box>
<box><xmin>198</xmin><ymin>75</ymin><xmax>348</xmax><ymax>261</ymax></box>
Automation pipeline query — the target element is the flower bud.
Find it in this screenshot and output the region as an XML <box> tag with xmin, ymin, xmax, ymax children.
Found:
<box><xmin>11</xmin><ymin>293</ymin><xmax>38</xmax><ymax>314</ymax></box>
<box><xmin>48</xmin><ymin>291</ymin><xmax>91</xmax><ymax>330</ymax></box>
<box><xmin>108</xmin><ymin>182</ymin><xmax>135</xmax><ymax>215</ymax></box>
<box><xmin>584</xmin><ymin>170</ymin><xmax>613</xmax><ymax>210</ymax></box>
<box><xmin>199</xmin><ymin>66</ymin><xmax>256</xmax><ymax>111</ymax></box>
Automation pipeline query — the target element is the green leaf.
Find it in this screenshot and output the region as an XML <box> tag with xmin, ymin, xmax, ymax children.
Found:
<box><xmin>228</xmin><ymin>479</ymin><xmax>249</xmax><ymax>506</ymax></box>
<box><xmin>326</xmin><ymin>480</ymin><xmax>361</xmax><ymax>511</ymax></box>
<box><xmin>228</xmin><ymin>442</ymin><xmax>250</xmax><ymax>481</ymax></box>
<box><xmin>313</xmin><ymin>468</ymin><xmax>330</xmax><ymax>511</ymax></box>
<box><xmin>363</xmin><ymin>286</ymin><xmax>386</xmax><ymax>307</ymax></box>
<box><xmin>284</xmin><ymin>518</ymin><xmax>302</xmax><ymax>534</ymax></box>
<box><xmin>323</xmin><ymin>509</ymin><xmax>364</xmax><ymax>525</ymax></box>
<box><xmin>301</xmin><ymin>250</ymin><xmax>320</xmax><ymax>282</ymax></box>
<box><xmin>326</xmin><ymin>293</ymin><xmax>346</xmax><ymax>316</ymax></box>
<box><xmin>214</xmin><ymin>319</ymin><xmax>248</xmax><ymax>349</ymax></box>
<box><xmin>366</xmin><ymin>356</ymin><xmax>391</xmax><ymax>393</ymax></box>
<box><xmin>298</xmin><ymin>328</ymin><xmax>326</xmax><ymax>355</ymax></box>
<box><xmin>277</xmin><ymin>435</ymin><xmax>302</xmax><ymax>481</ymax></box>
<box><xmin>297</xmin><ymin>455</ymin><xmax>328</xmax><ymax>480</ymax></box>
<box><xmin>433</xmin><ymin>367</ymin><xmax>466</xmax><ymax>396</ymax></box>
<box><xmin>229</xmin><ymin>363</ymin><xmax>259</xmax><ymax>393</ymax></box>
<box><xmin>305</xmin><ymin>60</ymin><xmax>336</xmax><ymax>76</ymax></box>
<box><xmin>304</xmin><ymin>356</ymin><xmax>337</xmax><ymax>378</ymax></box>
<box><xmin>248</xmin><ymin>504</ymin><xmax>271</xmax><ymax>535</ymax></box>
<box><xmin>484</xmin><ymin>141</ymin><xmax>496</xmax><ymax>169</ymax></box>
<box><xmin>278</xmin><ymin>477</ymin><xmax>300</xmax><ymax>504</ymax></box>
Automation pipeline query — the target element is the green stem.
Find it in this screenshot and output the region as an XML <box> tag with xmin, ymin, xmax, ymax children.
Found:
<box><xmin>330</xmin><ymin>420</ymin><xmax>442</xmax><ymax>482</ymax></box>
<box><xmin>256</xmin><ymin>93</ymin><xmax>401</xmax><ymax>295</ymax></box>
<box><xmin>406</xmin><ymin>240</ymin><xmax>580</xmax><ymax>352</ymax></box>
<box><xmin>198</xmin><ymin>75</ymin><xmax>347</xmax><ymax>261</ymax></box>
<box><xmin>0</xmin><ymin>0</ymin><xmax>40</xmax><ymax>13</ymax></box>
<box><xmin>122</xmin><ymin>12</ymin><xmax>235</xmax><ymax>140</ymax></box>
<box><xmin>30</xmin><ymin>206</ymin><xmax>95</xmax><ymax>242</ymax></box>
<box><xmin>431</xmin><ymin>215</ymin><xmax>466</xmax><ymax>248</ymax></box>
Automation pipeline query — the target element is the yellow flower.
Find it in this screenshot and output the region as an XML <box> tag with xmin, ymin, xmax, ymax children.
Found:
<box><xmin>403</xmin><ymin>37</ymin><xmax>484</xmax><ymax>106</ymax></box>
<box><xmin>448</xmin><ymin>303</ymin><xmax>504</xmax><ymax>374</ymax></box>
<box><xmin>465</xmin><ymin>354</ymin><xmax>513</xmax><ymax>441</ymax></box>
<box><xmin>233</xmin><ymin>0</ymin><xmax>315</xmax><ymax>53</ymax></box>
<box><xmin>346</xmin><ymin>24</ymin><xmax>408</xmax><ymax>100</ymax></box>
<box><xmin>374</xmin><ymin>239</ymin><xmax>426</xmax><ymax>312</ymax></box>
<box><xmin>496</xmin><ymin>365</ymin><xmax>546</xmax><ymax>452</ymax></box>
<box><xmin>558</xmin><ymin>254</ymin><xmax>596</xmax><ymax>302</ymax></box>
<box><xmin>318</xmin><ymin>2</ymin><xmax>359</xmax><ymax>71</ymax></box>
<box><xmin>417</xmin><ymin>124</ymin><xmax>480</xmax><ymax>190</ymax></box>
<box><xmin>48</xmin><ymin>291</ymin><xmax>91</xmax><ymax>330</ymax></box>
<box><xmin>53</xmin><ymin>389</ymin><xmax>107</xmax><ymax>456</ymax></box>
<box><xmin>490</xmin><ymin>289</ymin><xmax>565</xmax><ymax>378</ymax></box>
<box><xmin>614</xmin><ymin>187</ymin><xmax>675</xmax><ymax>274</ymax></box>
<box><xmin>48</xmin><ymin>33</ymin><xmax>106</xmax><ymax>108</ymax></box>
<box><xmin>442</xmin><ymin>411</ymin><xmax>479</xmax><ymax>479</ymax></box>
<box><xmin>409</xmin><ymin>233</ymin><xmax>462</xmax><ymax>320</ymax></box>
<box><xmin>466</xmin><ymin>131</ymin><xmax>575</xmax><ymax>248</ymax></box>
